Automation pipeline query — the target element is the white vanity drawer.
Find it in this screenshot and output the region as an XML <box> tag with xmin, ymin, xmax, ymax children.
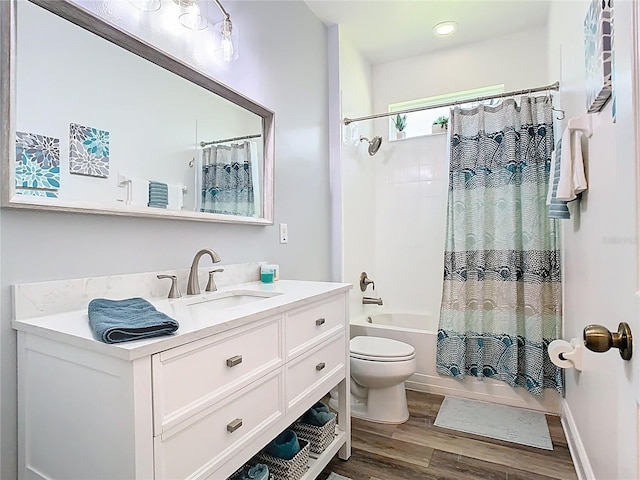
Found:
<box><xmin>285</xmin><ymin>294</ymin><xmax>346</xmax><ymax>359</ymax></box>
<box><xmin>152</xmin><ymin>315</ymin><xmax>282</xmax><ymax>433</ymax></box>
<box><xmin>154</xmin><ymin>370</ymin><xmax>283</xmax><ymax>480</ymax></box>
<box><xmin>286</xmin><ymin>331</ymin><xmax>346</xmax><ymax>410</ymax></box>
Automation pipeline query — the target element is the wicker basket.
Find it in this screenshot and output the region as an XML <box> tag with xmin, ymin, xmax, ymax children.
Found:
<box><xmin>255</xmin><ymin>439</ymin><xmax>310</xmax><ymax>480</ymax></box>
<box><xmin>291</xmin><ymin>415</ymin><xmax>337</xmax><ymax>454</ymax></box>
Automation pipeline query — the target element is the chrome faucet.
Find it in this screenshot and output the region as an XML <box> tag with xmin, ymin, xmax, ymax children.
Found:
<box><xmin>362</xmin><ymin>296</ymin><xmax>383</xmax><ymax>306</ymax></box>
<box><xmin>187</xmin><ymin>248</ymin><xmax>222</xmax><ymax>295</ymax></box>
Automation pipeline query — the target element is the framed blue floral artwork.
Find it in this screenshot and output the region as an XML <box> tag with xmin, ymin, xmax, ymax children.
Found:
<box><xmin>15</xmin><ymin>131</ymin><xmax>60</xmax><ymax>191</ymax></box>
<box><xmin>584</xmin><ymin>0</ymin><xmax>613</xmax><ymax>113</ymax></box>
<box><xmin>69</xmin><ymin>123</ymin><xmax>110</xmax><ymax>178</ymax></box>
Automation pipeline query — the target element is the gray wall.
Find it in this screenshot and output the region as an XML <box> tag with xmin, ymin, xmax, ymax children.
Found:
<box><xmin>0</xmin><ymin>1</ymin><xmax>330</xmax><ymax>476</ymax></box>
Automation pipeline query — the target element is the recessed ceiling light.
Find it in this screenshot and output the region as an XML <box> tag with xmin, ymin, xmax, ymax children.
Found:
<box><xmin>433</xmin><ymin>21</ymin><xmax>457</xmax><ymax>36</ymax></box>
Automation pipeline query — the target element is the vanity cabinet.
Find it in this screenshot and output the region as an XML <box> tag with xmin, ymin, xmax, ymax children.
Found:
<box><xmin>15</xmin><ymin>284</ymin><xmax>351</xmax><ymax>480</ymax></box>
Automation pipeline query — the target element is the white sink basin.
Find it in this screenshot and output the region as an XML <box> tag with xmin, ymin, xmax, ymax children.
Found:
<box><xmin>185</xmin><ymin>289</ymin><xmax>282</xmax><ymax>312</ymax></box>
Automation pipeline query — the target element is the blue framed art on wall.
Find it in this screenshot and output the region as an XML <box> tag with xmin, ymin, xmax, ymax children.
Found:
<box><xmin>584</xmin><ymin>0</ymin><xmax>613</xmax><ymax>113</ymax></box>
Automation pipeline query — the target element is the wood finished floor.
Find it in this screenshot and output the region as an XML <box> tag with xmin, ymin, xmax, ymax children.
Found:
<box><xmin>318</xmin><ymin>391</ymin><xmax>578</xmax><ymax>480</ymax></box>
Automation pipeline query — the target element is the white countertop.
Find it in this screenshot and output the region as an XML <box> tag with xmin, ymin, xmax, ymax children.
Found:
<box><xmin>13</xmin><ymin>280</ymin><xmax>352</xmax><ymax>361</ymax></box>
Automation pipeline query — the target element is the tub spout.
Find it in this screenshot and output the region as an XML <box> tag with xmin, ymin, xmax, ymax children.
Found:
<box><xmin>363</xmin><ymin>296</ymin><xmax>383</xmax><ymax>306</ymax></box>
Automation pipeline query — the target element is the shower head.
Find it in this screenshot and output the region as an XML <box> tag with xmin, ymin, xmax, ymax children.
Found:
<box><xmin>359</xmin><ymin>136</ymin><xmax>383</xmax><ymax>156</ymax></box>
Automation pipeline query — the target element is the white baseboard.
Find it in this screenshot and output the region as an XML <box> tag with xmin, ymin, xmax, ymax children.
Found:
<box><xmin>561</xmin><ymin>398</ymin><xmax>595</xmax><ymax>480</ymax></box>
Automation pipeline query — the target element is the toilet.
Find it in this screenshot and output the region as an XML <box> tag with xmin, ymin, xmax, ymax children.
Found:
<box><xmin>331</xmin><ymin>336</ymin><xmax>417</xmax><ymax>424</ymax></box>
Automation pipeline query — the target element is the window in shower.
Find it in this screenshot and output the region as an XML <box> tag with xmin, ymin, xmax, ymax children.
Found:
<box><xmin>388</xmin><ymin>84</ymin><xmax>505</xmax><ymax>141</ymax></box>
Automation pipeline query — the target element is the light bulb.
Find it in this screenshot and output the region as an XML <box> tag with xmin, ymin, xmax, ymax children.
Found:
<box><xmin>141</xmin><ymin>0</ymin><xmax>157</xmax><ymax>10</ymax></box>
<box><xmin>221</xmin><ymin>35</ymin><xmax>234</xmax><ymax>62</ymax></box>
<box><xmin>214</xmin><ymin>18</ymin><xmax>237</xmax><ymax>62</ymax></box>
<box><xmin>184</xmin><ymin>3</ymin><xmax>200</xmax><ymax>29</ymax></box>
<box><xmin>128</xmin><ymin>0</ymin><xmax>160</xmax><ymax>11</ymax></box>
<box><xmin>177</xmin><ymin>0</ymin><xmax>207</xmax><ymax>30</ymax></box>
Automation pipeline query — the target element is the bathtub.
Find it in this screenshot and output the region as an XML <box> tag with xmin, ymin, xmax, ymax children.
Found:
<box><xmin>350</xmin><ymin>313</ymin><xmax>561</xmax><ymax>413</ymax></box>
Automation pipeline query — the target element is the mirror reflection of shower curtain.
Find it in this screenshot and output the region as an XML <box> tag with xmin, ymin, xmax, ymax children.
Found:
<box><xmin>200</xmin><ymin>141</ymin><xmax>259</xmax><ymax>216</ymax></box>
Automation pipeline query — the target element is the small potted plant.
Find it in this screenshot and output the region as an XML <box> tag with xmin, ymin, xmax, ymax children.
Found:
<box><xmin>393</xmin><ymin>114</ymin><xmax>407</xmax><ymax>140</ymax></box>
<box><xmin>432</xmin><ymin>115</ymin><xmax>449</xmax><ymax>134</ymax></box>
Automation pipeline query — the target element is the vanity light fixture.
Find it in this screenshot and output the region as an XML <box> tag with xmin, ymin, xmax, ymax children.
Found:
<box><xmin>212</xmin><ymin>0</ymin><xmax>239</xmax><ymax>61</ymax></box>
<box><xmin>131</xmin><ymin>0</ymin><xmax>239</xmax><ymax>61</ymax></box>
<box><xmin>433</xmin><ymin>21</ymin><xmax>457</xmax><ymax>36</ymax></box>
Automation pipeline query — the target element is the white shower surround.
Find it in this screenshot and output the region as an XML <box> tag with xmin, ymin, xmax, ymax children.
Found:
<box><xmin>351</xmin><ymin>313</ymin><xmax>560</xmax><ymax>414</ymax></box>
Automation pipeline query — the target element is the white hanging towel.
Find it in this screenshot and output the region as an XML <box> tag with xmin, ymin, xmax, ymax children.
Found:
<box><xmin>555</xmin><ymin>115</ymin><xmax>592</xmax><ymax>201</ymax></box>
<box><xmin>167</xmin><ymin>184</ymin><xmax>185</xmax><ymax>211</ymax></box>
<box><xmin>128</xmin><ymin>178</ymin><xmax>149</xmax><ymax>207</ymax></box>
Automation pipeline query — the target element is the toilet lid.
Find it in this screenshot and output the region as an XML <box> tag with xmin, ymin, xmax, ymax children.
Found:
<box><xmin>350</xmin><ymin>336</ymin><xmax>415</xmax><ymax>362</ymax></box>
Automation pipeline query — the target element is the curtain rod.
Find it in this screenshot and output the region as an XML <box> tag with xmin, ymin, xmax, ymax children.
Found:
<box><xmin>200</xmin><ymin>133</ymin><xmax>262</xmax><ymax>148</ymax></box>
<box><xmin>343</xmin><ymin>81</ymin><xmax>560</xmax><ymax>126</ymax></box>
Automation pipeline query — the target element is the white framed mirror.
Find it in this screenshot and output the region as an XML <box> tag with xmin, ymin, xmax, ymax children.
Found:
<box><xmin>1</xmin><ymin>0</ymin><xmax>274</xmax><ymax>225</ymax></box>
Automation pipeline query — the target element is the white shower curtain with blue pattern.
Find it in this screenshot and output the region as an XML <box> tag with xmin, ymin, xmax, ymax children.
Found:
<box><xmin>436</xmin><ymin>96</ymin><xmax>563</xmax><ymax>395</ymax></box>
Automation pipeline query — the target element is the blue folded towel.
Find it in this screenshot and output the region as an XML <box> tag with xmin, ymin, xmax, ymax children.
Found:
<box><xmin>245</xmin><ymin>464</ymin><xmax>269</xmax><ymax>480</ymax></box>
<box><xmin>232</xmin><ymin>463</ymin><xmax>269</xmax><ymax>480</ymax></box>
<box><xmin>149</xmin><ymin>181</ymin><xmax>168</xmax><ymax>194</ymax></box>
<box><xmin>88</xmin><ymin>297</ymin><xmax>179</xmax><ymax>344</ymax></box>
<box><xmin>148</xmin><ymin>182</ymin><xmax>169</xmax><ymax>209</ymax></box>
<box><xmin>264</xmin><ymin>430</ymin><xmax>300</xmax><ymax>460</ymax></box>
<box><xmin>302</xmin><ymin>402</ymin><xmax>335</xmax><ymax>426</ymax></box>
<box><xmin>311</xmin><ymin>401</ymin><xmax>329</xmax><ymax>413</ymax></box>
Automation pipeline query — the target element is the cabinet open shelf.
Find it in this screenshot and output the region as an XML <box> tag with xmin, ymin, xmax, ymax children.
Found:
<box><xmin>303</xmin><ymin>430</ymin><xmax>347</xmax><ymax>479</ymax></box>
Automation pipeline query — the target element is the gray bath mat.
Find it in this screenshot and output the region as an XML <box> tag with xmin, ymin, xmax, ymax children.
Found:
<box><xmin>434</xmin><ymin>396</ymin><xmax>553</xmax><ymax>450</ymax></box>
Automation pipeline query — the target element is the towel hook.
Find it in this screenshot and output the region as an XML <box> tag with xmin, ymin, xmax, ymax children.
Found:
<box><xmin>552</xmin><ymin>106</ymin><xmax>566</xmax><ymax>121</ymax></box>
<box><xmin>546</xmin><ymin>87</ymin><xmax>565</xmax><ymax>120</ymax></box>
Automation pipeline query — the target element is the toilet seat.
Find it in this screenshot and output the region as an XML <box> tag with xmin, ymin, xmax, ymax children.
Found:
<box><xmin>350</xmin><ymin>336</ymin><xmax>415</xmax><ymax>362</ymax></box>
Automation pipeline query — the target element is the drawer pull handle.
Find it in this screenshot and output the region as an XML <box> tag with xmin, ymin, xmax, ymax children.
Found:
<box><xmin>227</xmin><ymin>418</ymin><xmax>243</xmax><ymax>433</ymax></box>
<box><xmin>316</xmin><ymin>318</ymin><xmax>326</xmax><ymax>326</ymax></box>
<box><xmin>226</xmin><ymin>355</ymin><xmax>243</xmax><ymax>367</ymax></box>
<box><xmin>316</xmin><ymin>362</ymin><xmax>326</xmax><ymax>371</ymax></box>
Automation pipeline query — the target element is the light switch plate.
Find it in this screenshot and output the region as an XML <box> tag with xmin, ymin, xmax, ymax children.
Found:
<box><xmin>279</xmin><ymin>223</ymin><xmax>288</xmax><ymax>244</ymax></box>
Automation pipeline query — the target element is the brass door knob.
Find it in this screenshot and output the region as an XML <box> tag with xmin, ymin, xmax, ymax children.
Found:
<box><xmin>583</xmin><ymin>322</ymin><xmax>633</xmax><ymax>360</ymax></box>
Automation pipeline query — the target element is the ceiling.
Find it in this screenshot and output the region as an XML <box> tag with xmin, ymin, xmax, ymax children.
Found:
<box><xmin>304</xmin><ymin>0</ymin><xmax>552</xmax><ymax>65</ymax></box>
